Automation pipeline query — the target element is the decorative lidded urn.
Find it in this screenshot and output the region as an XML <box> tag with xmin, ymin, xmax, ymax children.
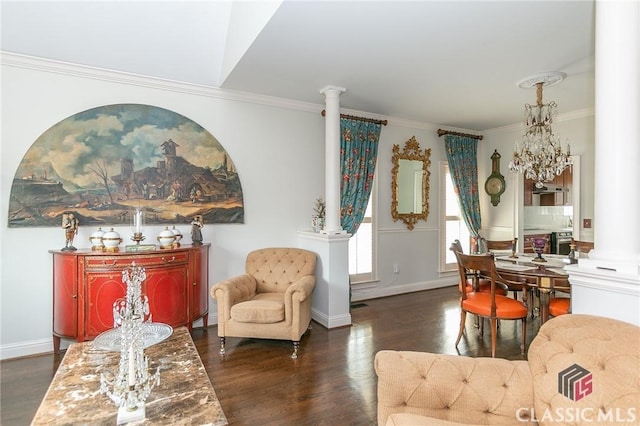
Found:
<box><xmin>102</xmin><ymin>228</ymin><xmax>123</xmax><ymax>252</ymax></box>
<box><xmin>170</xmin><ymin>226</ymin><xmax>183</xmax><ymax>248</ymax></box>
<box><xmin>157</xmin><ymin>227</ymin><xmax>176</xmax><ymax>249</ymax></box>
<box><xmin>89</xmin><ymin>227</ymin><xmax>106</xmax><ymax>251</ymax></box>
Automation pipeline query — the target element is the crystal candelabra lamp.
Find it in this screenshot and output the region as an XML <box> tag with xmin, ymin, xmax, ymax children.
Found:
<box><xmin>531</xmin><ymin>238</ymin><xmax>548</xmax><ymax>263</ymax></box>
<box><xmin>508</xmin><ymin>72</ymin><xmax>573</xmax><ymax>188</ymax></box>
<box><xmin>131</xmin><ymin>208</ymin><xmax>145</xmax><ymax>245</ymax></box>
<box><xmin>100</xmin><ymin>263</ymin><xmax>160</xmax><ymax>424</ymax></box>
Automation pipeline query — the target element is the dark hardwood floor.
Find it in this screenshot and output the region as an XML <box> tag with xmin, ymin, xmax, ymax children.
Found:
<box><xmin>1</xmin><ymin>285</ymin><xmax>543</xmax><ymax>425</ymax></box>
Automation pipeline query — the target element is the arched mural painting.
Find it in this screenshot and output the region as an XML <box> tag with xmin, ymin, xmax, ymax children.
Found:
<box><xmin>8</xmin><ymin>104</ymin><xmax>244</xmax><ymax>227</ymax></box>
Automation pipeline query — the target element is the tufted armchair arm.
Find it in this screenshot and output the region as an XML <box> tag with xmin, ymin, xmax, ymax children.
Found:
<box><xmin>375</xmin><ymin>351</ymin><xmax>536</xmax><ymax>426</ymax></box>
<box><xmin>211</xmin><ymin>274</ymin><xmax>257</xmax><ymax>335</ymax></box>
<box><xmin>283</xmin><ymin>274</ymin><xmax>315</xmax><ymax>326</ymax></box>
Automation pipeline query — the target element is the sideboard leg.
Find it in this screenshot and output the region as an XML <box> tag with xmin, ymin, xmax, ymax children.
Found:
<box><xmin>53</xmin><ymin>335</ymin><xmax>60</xmax><ymax>354</ymax></box>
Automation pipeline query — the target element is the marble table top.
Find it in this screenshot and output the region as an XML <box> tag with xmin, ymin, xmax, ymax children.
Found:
<box><xmin>32</xmin><ymin>326</ymin><xmax>227</xmax><ymax>425</ymax></box>
<box><xmin>495</xmin><ymin>253</ymin><xmax>569</xmax><ymax>275</ymax></box>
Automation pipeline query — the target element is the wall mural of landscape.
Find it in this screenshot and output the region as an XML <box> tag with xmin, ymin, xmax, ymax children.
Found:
<box><xmin>8</xmin><ymin>104</ymin><xmax>244</xmax><ymax>228</ymax></box>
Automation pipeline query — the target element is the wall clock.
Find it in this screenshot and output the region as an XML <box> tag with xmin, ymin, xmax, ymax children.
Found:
<box><xmin>485</xmin><ymin>149</ymin><xmax>506</xmax><ymax>206</ymax></box>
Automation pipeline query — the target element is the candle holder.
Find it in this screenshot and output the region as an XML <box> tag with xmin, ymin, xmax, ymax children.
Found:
<box><xmin>568</xmin><ymin>243</ymin><xmax>578</xmax><ymax>264</ymax></box>
<box><xmin>509</xmin><ymin>237</ymin><xmax>519</xmax><ymax>259</ymax></box>
<box><xmin>131</xmin><ymin>232</ymin><xmax>145</xmax><ymax>245</ymax></box>
<box><xmin>131</xmin><ymin>208</ymin><xmax>145</xmax><ymax>245</ymax></box>
<box><xmin>99</xmin><ymin>263</ymin><xmax>160</xmax><ymax>424</ymax></box>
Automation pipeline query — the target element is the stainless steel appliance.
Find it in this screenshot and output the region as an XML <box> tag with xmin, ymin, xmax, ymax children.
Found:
<box><xmin>550</xmin><ymin>230</ymin><xmax>573</xmax><ymax>255</ymax></box>
<box><xmin>532</xmin><ymin>183</ymin><xmax>567</xmax><ymax>194</ymax></box>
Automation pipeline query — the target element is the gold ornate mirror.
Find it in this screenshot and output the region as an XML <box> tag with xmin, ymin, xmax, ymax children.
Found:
<box><xmin>391</xmin><ymin>136</ymin><xmax>431</xmax><ymax>230</ymax></box>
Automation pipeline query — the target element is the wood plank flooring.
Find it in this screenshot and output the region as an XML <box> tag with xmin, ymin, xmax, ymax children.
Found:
<box><xmin>1</xmin><ymin>286</ymin><xmax>543</xmax><ymax>425</ymax></box>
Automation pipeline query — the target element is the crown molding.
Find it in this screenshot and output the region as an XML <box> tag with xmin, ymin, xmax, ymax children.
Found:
<box><xmin>1</xmin><ymin>51</ymin><xmax>322</xmax><ymax>115</ymax></box>
<box><xmin>4</xmin><ymin>51</ymin><xmax>591</xmax><ymax>135</ymax></box>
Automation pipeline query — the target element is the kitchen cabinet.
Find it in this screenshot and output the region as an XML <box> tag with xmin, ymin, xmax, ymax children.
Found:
<box><xmin>523</xmin><ymin>234</ymin><xmax>551</xmax><ymax>254</ymax></box>
<box><xmin>524</xmin><ymin>178</ymin><xmax>535</xmax><ymax>206</ymax></box>
<box><xmin>562</xmin><ymin>167</ymin><xmax>573</xmax><ymax>205</ymax></box>
<box><xmin>523</xmin><ymin>167</ymin><xmax>572</xmax><ymax>207</ymax></box>
<box><xmin>51</xmin><ymin>244</ymin><xmax>210</xmax><ymax>353</ymax></box>
<box><xmin>540</xmin><ymin>168</ymin><xmax>572</xmax><ymax>206</ymax></box>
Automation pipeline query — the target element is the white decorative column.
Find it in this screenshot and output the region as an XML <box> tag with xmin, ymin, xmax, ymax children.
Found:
<box><xmin>298</xmin><ymin>231</ymin><xmax>351</xmax><ymax>328</ymax></box>
<box><xmin>297</xmin><ymin>85</ymin><xmax>351</xmax><ymax>329</ymax></box>
<box><xmin>319</xmin><ymin>85</ymin><xmax>346</xmax><ymax>235</ymax></box>
<box><xmin>567</xmin><ymin>0</ymin><xmax>640</xmax><ymax>326</ymax></box>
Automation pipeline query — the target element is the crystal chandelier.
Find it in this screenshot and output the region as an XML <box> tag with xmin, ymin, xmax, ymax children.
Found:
<box><xmin>508</xmin><ymin>72</ymin><xmax>573</xmax><ymax>188</ymax></box>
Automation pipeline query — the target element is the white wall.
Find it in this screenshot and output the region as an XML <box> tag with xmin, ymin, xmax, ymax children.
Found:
<box><xmin>0</xmin><ymin>54</ymin><xmax>457</xmax><ymax>358</ymax></box>
<box><xmin>355</xmin><ymin>124</ymin><xmax>456</xmax><ymax>301</ymax></box>
<box><xmin>1</xmin><ymin>54</ymin><xmax>329</xmax><ymax>358</ymax></box>
<box><xmin>0</xmin><ymin>54</ymin><xmax>597</xmax><ymax>359</ymax></box>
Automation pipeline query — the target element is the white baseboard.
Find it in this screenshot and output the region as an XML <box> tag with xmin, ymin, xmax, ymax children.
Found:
<box><xmin>351</xmin><ymin>277</ymin><xmax>457</xmax><ymax>302</ymax></box>
<box><xmin>311</xmin><ymin>308</ymin><xmax>352</xmax><ymax>329</ymax></box>
<box><xmin>1</xmin><ymin>338</ymin><xmax>55</xmax><ymax>360</ymax></box>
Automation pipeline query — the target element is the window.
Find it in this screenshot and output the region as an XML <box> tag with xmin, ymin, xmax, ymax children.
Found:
<box><xmin>349</xmin><ymin>188</ymin><xmax>375</xmax><ymax>283</ymax></box>
<box><xmin>440</xmin><ymin>162</ymin><xmax>470</xmax><ymax>271</ymax></box>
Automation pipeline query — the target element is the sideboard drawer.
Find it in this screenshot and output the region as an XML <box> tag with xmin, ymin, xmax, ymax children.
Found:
<box><xmin>84</xmin><ymin>251</ymin><xmax>189</xmax><ymax>269</ymax></box>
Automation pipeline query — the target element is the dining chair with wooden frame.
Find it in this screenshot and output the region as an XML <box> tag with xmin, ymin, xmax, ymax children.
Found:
<box><xmin>450</xmin><ymin>240</ymin><xmax>508</xmax><ymax>296</ymax></box>
<box><xmin>548</xmin><ymin>277</ymin><xmax>571</xmax><ymax>317</ymax></box>
<box><xmin>486</xmin><ymin>239</ymin><xmax>514</xmax><ymax>251</ymax></box>
<box><xmin>477</xmin><ymin>237</ymin><xmax>524</xmax><ymax>300</ymax></box>
<box><xmin>453</xmin><ymin>251</ymin><xmax>529</xmax><ymax>357</ymax></box>
<box><xmin>571</xmin><ymin>239</ymin><xmax>594</xmax><ymax>256</ymax></box>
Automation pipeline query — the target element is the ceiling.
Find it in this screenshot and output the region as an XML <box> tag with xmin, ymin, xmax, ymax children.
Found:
<box><xmin>1</xmin><ymin>1</ymin><xmax>596</xmax><ymax>131</ymax></box>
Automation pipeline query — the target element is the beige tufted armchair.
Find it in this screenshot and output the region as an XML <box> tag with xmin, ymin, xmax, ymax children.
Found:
<box><xmin>211</xmin><ymin>247</ymin><xmax>316</xmax><ymax>359</ymax></box>
<box><xmin>375</xmin><ymin>314</ymin><xmax>640</xmax><ymax>425</ymax></box>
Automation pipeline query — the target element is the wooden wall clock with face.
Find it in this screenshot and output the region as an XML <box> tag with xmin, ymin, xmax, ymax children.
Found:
<box><xmin>485</xmin><ymin>149</ymin><xmax>506</xmax><ymax>206</ymax></box>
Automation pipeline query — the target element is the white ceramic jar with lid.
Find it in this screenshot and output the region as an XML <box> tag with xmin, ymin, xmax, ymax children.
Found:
<box><xmin>102</xmin><ymin>228</ymin><xmax>122</xmax><ymax>252</ymax></box>
<box><xmin>89</xmin><ymin>227</ymin><xmax>106</xmax><ymax>251</ymax></box>
<box><xmin>157</xmin><ymin>227</ymin><xmax>176</xmax><ymax>249</ymax></box>
<box><xmin>171</xmin><ymin>226</ymin><xmax>183</xmax><ymax>247</ymax></box>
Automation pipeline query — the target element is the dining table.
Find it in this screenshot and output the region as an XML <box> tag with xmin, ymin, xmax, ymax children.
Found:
<box><xmin>494</xmin><ymin>253</ymin><xmax>570</xmax><ymax>324</ymax></box>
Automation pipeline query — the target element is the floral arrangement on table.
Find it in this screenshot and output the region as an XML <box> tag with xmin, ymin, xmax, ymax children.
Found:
<box><xmin>311</xmin><ymin>197</ymin><xmax>326</xmax><ymax>233</ymax></box>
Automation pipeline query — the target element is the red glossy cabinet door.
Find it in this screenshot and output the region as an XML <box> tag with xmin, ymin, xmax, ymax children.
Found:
<box><xmin>144</xmin><ymin>264</ymin><xmax>189</xmax><ymax>326</ymax></box>
<box><xmin>85</xmin><ymin>272</ymin><xmax>126</xmax><ymax>338</ymax></box>
<box><xmin>191</xmin><ymin>244</ymin><xmax>210</xmax><ymax>324</ymax></box>
<box><xmin>52</xmin><ymin>254</ymin><xmax>79</xmax><ymax>352</ymax></box>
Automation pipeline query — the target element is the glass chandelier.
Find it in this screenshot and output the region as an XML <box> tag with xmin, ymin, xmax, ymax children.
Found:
<box><xmin>508</xmin><ymin>72</ymin><xmax>572</xmax><ymax>188</ymax></box>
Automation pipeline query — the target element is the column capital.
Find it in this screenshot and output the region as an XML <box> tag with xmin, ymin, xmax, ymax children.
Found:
<box><xmin>319</xmin><ymin>85</ymin><xmax>347</xmax><ymax>96</ymax></box>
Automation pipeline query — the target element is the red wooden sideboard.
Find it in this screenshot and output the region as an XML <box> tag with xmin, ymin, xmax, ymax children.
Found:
<box><xmin>50</xmin><ymin>243</ymin><xmax>210</xmax><ymax>353</ymax></box>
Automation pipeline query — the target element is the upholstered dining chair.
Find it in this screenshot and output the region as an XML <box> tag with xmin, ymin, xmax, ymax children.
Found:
<box><xmin>548</xmin><ymin>277</ymin><xmax>571</xmax><ymax>317</ymax></box>
<box><xmin>453</xmin><ymin>251</ymin><xmax>529</xmax><ymax>357</ymax></box>
<box><xmin>450</xmin><ymin>240</ymin><xmax>508</xmax><ymax>296</ymax></box>
<box><xmin>211</xmin><ymin>247</ymin><xmax>317</xmax><ymax>359</ymax></box>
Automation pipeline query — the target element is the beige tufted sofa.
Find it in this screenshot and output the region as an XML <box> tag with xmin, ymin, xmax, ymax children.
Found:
<box><xmin>211</xmin><ymin>247</ymin><xmax>316</xmax><ymax>359</ymax></box>
<box><xmin>375</xmin><ymin>314</ymin><xmax>640</xmax><ymax>425</ymax></box>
